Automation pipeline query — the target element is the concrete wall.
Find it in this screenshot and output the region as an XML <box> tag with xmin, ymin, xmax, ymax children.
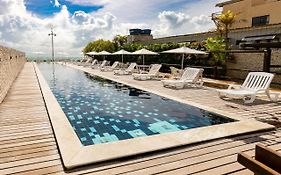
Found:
<box><xmin>144</xmin><ymin>32</ymin><xmax>217</xmax><ymax>45</ymax></box>
<box><xmin>0</xmin><ymin>45</ymin><xmax>26</xmax><ymax>103</ymax></box>
<box><xmin>127</xmin><ymin>35</ymin><xmax>153</xmax><ymax>43</ymax></box>
<box><xmin>145</xmin><ymin>23</ymin><xmax>281</xmax><ymax>48</ymax></box>
<box><xmin>226</xmin><ymin>50</ymin><xmax>281</xmax><ymax>86</ymax></box>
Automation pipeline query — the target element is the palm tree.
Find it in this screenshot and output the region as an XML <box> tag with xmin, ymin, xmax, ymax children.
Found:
<box><xmin>113</xmin><ymin>35</ymin><xmax>127</xmax><ymax>47</ymax></box>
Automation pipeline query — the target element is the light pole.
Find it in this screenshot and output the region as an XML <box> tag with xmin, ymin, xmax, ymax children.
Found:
<box><xmin>48</xmin><ymin>27</ymin><xmax>56</xmax><ymax>62</ymax></box>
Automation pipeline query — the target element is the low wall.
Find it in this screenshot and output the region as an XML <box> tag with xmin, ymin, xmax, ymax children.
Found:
<box><xmin>226</xmin><ymin>50</ymin><xmax>281</xmax><ymax>87</ymax></box>
<box><xmin>0</xmin><ymin>45</ymin><xmax>26</xmax><ymax>103</ymax></box>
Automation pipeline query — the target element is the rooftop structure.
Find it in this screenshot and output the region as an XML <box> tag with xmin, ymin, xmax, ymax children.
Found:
<box><xmin>127</xmin><ymin>29</ymin><xmax>153</xmax><ymax>44</ymax></box>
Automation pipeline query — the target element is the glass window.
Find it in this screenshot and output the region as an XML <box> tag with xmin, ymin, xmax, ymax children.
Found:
<box><xmin>252</xmin><ymin>15</ymin><xmax>269</xmax><ymax>27</ymax></box>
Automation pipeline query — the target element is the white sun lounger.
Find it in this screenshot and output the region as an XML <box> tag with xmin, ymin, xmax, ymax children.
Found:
<box><xmin>84</xmin><ymin>59</ymin><xmax>97</xmax><ymax>67</ymax></box>
<box><xmin>91</xmin><ymin>59</ymin><xmax>98</xmax><ymax>66</ymax></box>
<box><xmin>133</xmin><ymin>64</ymin><xmax>162</xmax><ymax>81</ymax></box>
<box><xmin>92</xmin><ymin>60</ymin><xmax>107</xmax><ymax>69</ymax></box>
<box><xmin>82</xmin><ymin>58</ymin><xmax>91</xmax><ymax>66</ymax></box>
<box><xmin>218</xmin><ymin>72</ymin><xmax>276</xmax><ymax>103</ymax></box>
<box><xmin>77</xmin><ymin>58</ymin><xmax>88</xmax><ymax>66</ymax></box>
<box><xmin>114</xmin><ymin>62</ymin><xmax>137</xmax><ymax>75</ymax></box>
<box><xmin>100</xmin><ymin>61</ymin><xmax>120</xmax><ymax>72</ymax></box>
<box><xmin>73</xmin><ymin>58</ymin><xmax>81</xmax><ymax>65</ymax></box>
<box><xmin>161</xmin><ymin>67</ymin><xmax>204</xmax><ymax>89</ymax></box>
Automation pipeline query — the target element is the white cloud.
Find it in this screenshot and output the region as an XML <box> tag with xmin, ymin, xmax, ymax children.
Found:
<box><xmin>0</xmin><ymin>0</ymin><xmax>222</xmax><ymax>57</ymax></box>
<box><xmin>158</xmin><ymin>11</ymin><xmax>190</xmax><ymax>28</ymax></box>
<box><xmin>66</xmin><ymin>0</ymin><xmax>110</xmax><ymax>6</ymax></box>
<box><xmin>154</xmin><ymin>11</ymin><xmax>191</xmax><ymax>36</ymax></box>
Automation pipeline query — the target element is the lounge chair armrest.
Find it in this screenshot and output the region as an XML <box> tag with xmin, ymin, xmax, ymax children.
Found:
<box><xmin>228</xmin><ymin>84</ymin><xmax>241</xmax><ymax>90</ymax></box>
<box><xmin>256</xmin><ymin>89</ymin><xmax>267</xmax><ymax>93</ymax></box>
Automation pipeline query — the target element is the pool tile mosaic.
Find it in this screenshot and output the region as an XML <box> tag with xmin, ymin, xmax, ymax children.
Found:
<box><xmin>38</xmin><ymin>63</ymin><xmax>235</xmax><ymax>146</ymax></box>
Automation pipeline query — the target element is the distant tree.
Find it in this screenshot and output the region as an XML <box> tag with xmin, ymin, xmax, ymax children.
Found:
<box><xmin>121</xmin><ymin>43</ymin><xmax>144</xmax><ymax>52</ymax></box>
<box><xmin>83</xmin><ymin>39</ymin><xmax>117</xmax><ymax>54</ymax></box>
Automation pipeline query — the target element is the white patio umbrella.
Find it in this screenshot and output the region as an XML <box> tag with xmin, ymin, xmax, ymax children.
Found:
<box><xmin>86</xmin><ymin>51</ymin><xmax>98</xmax><ymax>56</ymax></box>
<box><xmin>97</xmin><ymin>51</ymin><xmax>112</xmax><ymax>55</ymax></box>
<box><xmin>132</xmin><ymin>48</ymin><xmax>158</xmax><ymax>65</ymax></box>
<box><xmin>112</xmin><ymin>49</ymin><xmax>132</xmax><ymax>63</ymax></box>
<box><xmin>97</xmin><ymin>51</ymin><xmax>112</xmax><ymax>60</ymax></box>
<box><xmin>85</xmin><ymin>51</ymin><xmax>98</xmax><ymax>62</ymax></box>
<box><xmin>162</xmin><ymin>46</ymin><xmax>207</xmax><ymax>69</ymax></box>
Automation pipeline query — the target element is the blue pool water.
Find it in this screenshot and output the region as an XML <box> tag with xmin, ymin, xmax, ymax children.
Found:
<box><xmin>38</xmin><ymin>63</ymin><xmax>235</xmax><ymax>146</ymax></box>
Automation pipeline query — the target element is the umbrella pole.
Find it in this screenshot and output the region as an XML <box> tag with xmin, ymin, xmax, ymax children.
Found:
<box><xmin>143</xmin><ymin>55</ymin><xmax>144</xmax><ymax>65</ymax></box>
<box><xmin>122</xmin><ymin>54</ymin><xmax>124</xmax><ymax>64</ymax></box>
<box><xmin>181</xmin><ymin>54</ymin><xmax>184</xmax><ymax>69</ymax></box>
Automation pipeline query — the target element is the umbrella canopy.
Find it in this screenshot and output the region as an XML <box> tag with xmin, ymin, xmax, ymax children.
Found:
<box><xmin>86</xmin><ymin>51</ymin><xmax>98</xmax><ymax>56</ymax></box>
<box><xmin>97</xmin><ymin>51</ymin><xmax>112</xmax><ymax>60</ymax></box>
<box><xmin>97</xmin><ymin>51</ymin><xmax>112</xmax><ymax>55</ymax></box>
<box><xmin>113</xmin><ymin>49</ymin><xmax>132</xmax><ymax>63</ymax></box>
<box><xmin>132</xmin><ymin>48</ymin><xmax>158</xmax><ymax>65</ymax></box>
<box><xmin>162</xmin><ymin>46</ymin><xmax>207</xmax><ymax>69</ymax></box>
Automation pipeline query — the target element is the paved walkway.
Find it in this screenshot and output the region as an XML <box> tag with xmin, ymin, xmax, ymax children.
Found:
<box><xmin>0</xmin><ymin>62</ymin><xmax>280</xmax><ymax>174</ymax></box>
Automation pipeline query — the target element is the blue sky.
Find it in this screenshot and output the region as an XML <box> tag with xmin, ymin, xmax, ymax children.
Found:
<box><xmin>25</xmin><ymin>0</ymin><xmax>103</xmax><ymax>16</ymax></box>
<box><xmin>0</xmin><ymin>0</ymin><xmax>222</xmax><ymax>56</ymax></box>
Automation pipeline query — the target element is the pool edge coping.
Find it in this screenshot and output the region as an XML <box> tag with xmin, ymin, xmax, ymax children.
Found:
<box><xmin>34</xmin><ymin>62</ymin><xmax>276</xmax><ymax>169</ymax></box>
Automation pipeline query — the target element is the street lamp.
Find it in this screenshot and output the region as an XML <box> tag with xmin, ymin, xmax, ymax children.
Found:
<box><xmin>48</xmin><ymin>27</ymin><xmax>56</xmax><ymax>62</ymax></box>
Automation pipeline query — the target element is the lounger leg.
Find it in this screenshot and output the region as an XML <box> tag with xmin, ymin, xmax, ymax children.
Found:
<box><xmin>198</xmin><ymin>81</ymin><xmax>204</xmax><ymax>88</ymax></box>
<box><xmin>244</xmin><ymin>94</ymin><xmax>256</xmax><ymax>104</ymax></box>
<box><xmin>218</xmin><ymin>92</ymin><xmax>227</xmax><ymax>99</ymax></box>
<box><xmin>265</xmin><ymin>90</ymin><xmax>278</xmax><ymax>102</ymax></box>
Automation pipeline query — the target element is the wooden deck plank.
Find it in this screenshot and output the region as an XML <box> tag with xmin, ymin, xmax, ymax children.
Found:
<box><xmin>88</xmin><ymin>134</ymin><xmax>274</xmax><ymax>175</ymax></box>
<box><xmin>111</xmin><ymin>139</ymin><xmax>281</xmax><ymax>175</ymax></box>
<box><xmin>13</xmin><ymin>165</ymin><xmax>63</xmax><ymax>175</ymax></box>
<box><xmin>229</xmin><ymin>169</ymin><xmax>254</xmax><ymax>175</ymax></box>
<box><xmin>0</xmin><ymin>63</ymin><xmax>64</xmax><ymax>175</ymax></box>
<box><xmin>0</xmin><ymin>138</ymin><xmax>56</xmax><ymax>152</ymax></box>
<box><xmin>0</xmin><ymin>159</ymin><xmax>62</xmax><ymax>175</ymax></box>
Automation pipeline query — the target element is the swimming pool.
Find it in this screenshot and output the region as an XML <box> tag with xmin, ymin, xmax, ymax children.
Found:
<box><xmin>35</xmin><ymin>63</ymin><xmax>274</xmax><ymax>169</ymax></box>
<box><xmin>38</xmin><ymin>63</ymin><xmax>235</xmax><ymax>146</ymax></box>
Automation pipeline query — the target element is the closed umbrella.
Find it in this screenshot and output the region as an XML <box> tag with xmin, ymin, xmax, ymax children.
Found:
<box><xmin>162</xmin><ymin>46</ymin><xmax>207</xmax><ymax>69</ymax></box>
<box><xmin>112</xmin><ymin>49</ymin><xmax>132</xmax><ymax>63</ymax></box>
<box><xmin>132</xmin><ymin>48</ymin><xmax>158</xmax><ymax>65</ymax></box>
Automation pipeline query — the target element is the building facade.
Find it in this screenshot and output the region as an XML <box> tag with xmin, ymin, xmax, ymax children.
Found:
<box><xmin>141</xmin><ymin>0</ymin><xmax>281</xmax><ymax>85</ymax></box>
<box><xmin>145</xmin><ymin>0</ymin><xmax>281</xmax><ymax>49</ymax></box>
<box><xmin>216</xmin><ymin>0</ymin><xmax>281</xmax><ymax>29</ymax></box>
<box><xmin>145</xmin><ymin>24</ymin><xmax>281</xmax><ymax>49</ymax></box>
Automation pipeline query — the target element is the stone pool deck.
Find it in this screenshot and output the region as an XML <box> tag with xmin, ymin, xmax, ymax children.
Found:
<box><xmin>0</xmin><ymin>62</ymin><xmax>281</xmax><ymax>174</ymax></box>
